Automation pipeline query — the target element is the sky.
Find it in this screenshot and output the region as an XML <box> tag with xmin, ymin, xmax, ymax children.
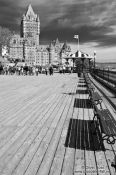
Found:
<box><xmin>0</xmin><ymin>0</ymin><xmax>116</xmax><ymax>62</ymax></box>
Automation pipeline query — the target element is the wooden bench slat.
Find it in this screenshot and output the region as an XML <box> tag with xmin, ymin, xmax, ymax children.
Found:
<box><xmin>92</xmin><ymin>92</ymin><xmax>102</xmax><ymax>102</ymax></box>
<box><xmin>94</xmin><ymin>107</ymin><xmax>116</xmax><ymax>144</ymax></box>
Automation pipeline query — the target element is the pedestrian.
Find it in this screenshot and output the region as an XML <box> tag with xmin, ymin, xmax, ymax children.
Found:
<box><xmin>49</xmin><ymin>65</ymin><xmax>53</xmax><ymax>75</ymax></box>
<box><xmin>62</xmin><ymin>65</ymin><xmax>66</xmax><ymax>74</ymax></box>
<box><xmin>35</xmin><ymin>67</ymin><xmax>38</xmax><ymax>76</ymax></box>
<box><xmin>45</xmin><ymin>67</ymin><xmax>48</xmax><ymax>75</ymax></box>
<box><xmin>0</xmin><ymin>63</ymin><xmax>3</xmax><ymax>75</ymax></box>
<box><xmin>59</xmin><ymin>66</ymin><xmax>62</xmax><ymax>74</ymax></box>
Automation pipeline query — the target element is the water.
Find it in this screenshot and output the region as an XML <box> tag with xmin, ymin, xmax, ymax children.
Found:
<box><xmin>96</xmin><ymin>62</ymin><xmax>116</xmax><ymax>70</ymax></box>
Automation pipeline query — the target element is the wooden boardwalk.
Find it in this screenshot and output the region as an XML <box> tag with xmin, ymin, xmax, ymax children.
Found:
<box><xmin>0</xmin><ymin>73</ymin><xmax>116</xmax><ymax>175</ymax></box>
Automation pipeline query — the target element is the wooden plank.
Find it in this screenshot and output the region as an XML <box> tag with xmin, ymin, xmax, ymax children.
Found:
<box><xmin>36</xmin><ymin>93</ymin><xmax>74</xmax><ymax>175</ymax></box>
<box><xmin>60</xmin><ymin>83</ymin><xmax>79</xmax><ymax>175</ymax></box>
<box><xmin>0</xmin><ymin>74</ymin><xmax>114</xmax><ymax>175</ymax></box>
<box><xmin>49</xmin><ymin>87</ymin><xmax>76</xmax><ymax>175</ymax></box>
<box><xmin>0</xmin><ymin>92</ymin><xmax>60</xmax><ymax>148</ymax></box>
<box><xmin>0</xmin><ymin>89</ymin><xmax>47</xmax><ymax>124</ymax></box>
<box><xmin>61</xmin><ymin>83</ymin><xmax>82</xmax><ymax>175</ymax></box>
<box><xmin>74</xmin><ymin>92</ymin><xmax>86</xmax><ymax>175</ymax></box>
<box><xmin>61</xmin><ymin>148</ymin><xmax>75</xmax><ymax>175</ymax></box>
<box><xmin>1</xmin><ymin>94</ymin><xmax>66</xmax><ymax>175</ymax></box>
<box><xmin>95</xmin><ymin>152</ymin><xmax>110</xmax><ymax>175</ymax></box>
<box><xmin>88</xmin><ymin>77</ymin><xmax>116</xmax><ymax>175</ymax></box>
<box><xmin>101</xmin><ymin>100</ymin><xmax>116</xmax><ymax>175</ymax></box>
<box><xmin>85</xmin><ymin>107</ymin><xmax>97</xmax><ymax>175</ymax></box>
<box><xmin>24</xmin><ymin>95</ymin><xmax>70</xmax><ymax>175</ymax></box>
<box><xmin>0</xmin><ymin>94</ymin><xmax>59</xmax><ymax>149</ymax></box>
<box><xmin>0</xmin><ymin>94</ymin><xmax>65</xmax><ymax>174</ymax></box>
<box><xmin>103</xmin><ymin>141</ymin><xmax>115</xmax><ymax>175</ymax></box>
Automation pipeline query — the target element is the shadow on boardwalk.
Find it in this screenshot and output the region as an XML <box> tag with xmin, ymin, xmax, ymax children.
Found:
<box><xmin>65</xmin><ymin>119</ymin><xmax>105</xmax><ymax>151</ymax></box>
<box><xmin>74</xmin><ymin>98</ymin><xmax>93</xmax><ymax>109</ymax></box>
<box><xmin>76</xmin><ymin>89</ymin><xmax>88</xmax><ymax>94</ymax></box>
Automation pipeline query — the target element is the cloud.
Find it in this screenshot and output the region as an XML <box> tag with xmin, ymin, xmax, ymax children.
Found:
<box><xmin>0</xmin><ymin>0</ymin><xmax>116</xmax><ymax>49</ymax></box>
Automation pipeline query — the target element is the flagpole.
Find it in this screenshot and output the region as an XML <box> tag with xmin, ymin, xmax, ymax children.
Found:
<box><xmin>74</xmin><ymin>35</ymin><xmax>79</xmax><ymax>51</ymax></box>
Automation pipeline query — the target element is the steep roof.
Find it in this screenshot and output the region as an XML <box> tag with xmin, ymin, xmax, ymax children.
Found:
<box><xmin>25</xmin><ymin>4</ymin><xmax>36</xmax><ymax>18</ymax></box>
<box><xmin>62</xmin><ymin>41</ymin><xmax>71</xmax><ymax>52</ymax></box>
<box><xmin>55</xmin><ymin>38</ymin><xmax>60</xmax><ymax>45</ymax></box>
<box><xmin>49</xmin><ymin>42</ymin><xmax>54</xmax><ymax>49</ymax></box>
<box><xmin>62</xmin><ymin>41</ymin><xmax>68</xmax><ymax>50</ymax></box>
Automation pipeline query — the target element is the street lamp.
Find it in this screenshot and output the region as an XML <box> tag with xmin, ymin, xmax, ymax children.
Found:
<box><xmin>94</xmin><ymin>51</ymin><xmax>96</xmax><ymax>69</ymax></box>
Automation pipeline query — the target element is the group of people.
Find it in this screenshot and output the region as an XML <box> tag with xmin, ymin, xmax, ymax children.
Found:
<box><xmin>59</xmin><ymin>65</ymin><xmax>73</xmax><ymax>74</ymax></box>
<box><xmin>0</xmin><ymin>62</ymin><xmax>74</xmax><ymax>76</ymax></box>
<box><xmin>0</xmin><ymin>63</ymin><xmax>54</xmax><ymax>76</ymax></box>
<box><xmin>45</xmin><ymin>66</ymin><xmax>54</xmax><ymax>75</ymax></box>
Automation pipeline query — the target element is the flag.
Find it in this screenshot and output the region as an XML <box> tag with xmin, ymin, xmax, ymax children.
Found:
<box><xmin>74</xmin><ymin>35</ymin><xmax>79</xmax><ymax>39</ymax></box>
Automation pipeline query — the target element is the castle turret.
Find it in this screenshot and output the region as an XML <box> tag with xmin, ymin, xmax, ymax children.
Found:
<box><xmin>20</xmin><ymin>4</ymin><xmax>40</xmax><ymax>65</ymax></box>
<box><xmin>21</xmin><ymin>4</ymin><xmax>40</xmax><ymax>46</ymax></box>
<box><xmin>61</xmin><ymin>41</ymin><xmax>71</xmax><ymax>63</ymax></box>
<box><xmin>55</xmin><ymin>38</ymin><xmax>60</xmax><ymax>46</ymax></box>
<box><xmin>62</xmin><ymin>41</ymin><xmax>71</xmax><ymax>53</ymax></box>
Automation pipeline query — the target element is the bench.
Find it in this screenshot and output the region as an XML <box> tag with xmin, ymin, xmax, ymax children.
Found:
<box><xmin>87</xmin><ymin>84</ymin><xmax>95</xmax><ymax>97</ymax></box>
<box><xmin>84</xmin><ymin>74</ymin><xmax>103</xmax><ymax>108</ymax></box>
<box><xmin>93</xmin><ymin>105</ymin><xmax>116</xmax><ymax>144</ymax></box>
<box><xmin>85</xmin><ymin>78</ymin><xmax>91</xmax><ymax>86</ymax></box>
<box><xmin>91</xmin><ymin>91</ymin><xmax>103</xmax><ymax>109</ymax></box>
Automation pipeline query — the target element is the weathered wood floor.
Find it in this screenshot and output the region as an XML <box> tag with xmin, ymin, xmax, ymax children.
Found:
<box><xmin>0</xmin><ymin>73</ymin><xmax>116</xmax><ymax>175</ymax></box>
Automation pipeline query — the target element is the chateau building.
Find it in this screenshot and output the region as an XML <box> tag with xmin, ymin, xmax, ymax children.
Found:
<box><xmin>9</xmin><ymin>4</ymin><xmax>71</xmax><ymax>66</ymax></box>
<box><xmin>9</xmin><ymin>34</ymin><xmax>24</xmax><ymax>61</ymax></box>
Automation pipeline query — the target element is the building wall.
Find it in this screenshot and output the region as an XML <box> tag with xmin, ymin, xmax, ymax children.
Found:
<box><xmin>20</xmin><ymin>5</ymin><xmax>40</xmax><ymax>65</ymax></box>
<box><xmin>9</xmin><ymin>4</ymin><xmax>71</xmax><ymax>66</ymax></box>
<box><xmin>37</xmin><ymin>47</ymin><xmax>49</xmax><ymax>66</ymax></box>
<box><xmin>9</xmin><ymin>34</ymin><xmax>24</xmax><ymax>61</ymax></box>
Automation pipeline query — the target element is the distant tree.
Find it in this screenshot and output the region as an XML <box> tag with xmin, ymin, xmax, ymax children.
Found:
<box><xmin>0</xmin><ymin>26</ymin><xmax>13</xmax><ymax>54</ymax></box>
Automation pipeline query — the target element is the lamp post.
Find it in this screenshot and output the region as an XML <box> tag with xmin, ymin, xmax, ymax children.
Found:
<box><xmin>94</xmin><ymin>51</ymin><xmax>96</xmax><ymax>69</ymax></box>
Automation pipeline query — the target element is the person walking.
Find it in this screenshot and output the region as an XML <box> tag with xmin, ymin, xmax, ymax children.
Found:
<box><xmin>45</xmin><ymin>67</ymin><xmax>48</xmax><ymax>75</ymax></box>
<box><xmin>62</xmin><ymin>65</ymin><xmax>66</xmax><ymax>74</ymax></box>
<box><xmin>49</xmin><ymin>65</ymin><xmax>53</xmax><ymax>75</ymax></box>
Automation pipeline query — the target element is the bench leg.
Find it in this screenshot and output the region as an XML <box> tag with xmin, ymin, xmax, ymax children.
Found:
<box><xmin>94</xmin><ymin>101</ymin><xmax>102</xmax><ymax>110</ymax></box>
<box><xmin>91</xmin><ymin>114</ymin><xmax>99</xmax><ymax>134</ymax></box>
<box><xmin>111</xmin><ymin>155</ymin><xmax>116</xmax><ymax>169</ymax></box>
<box><xmin>102</xmin><ymin>135</ymin><xmax>115</xmax><ymax>144</ymax></box>
<box><xmin>93</xmin><ymin>113</ymin><xmax>97</xmax><ymax>121</ymax></box>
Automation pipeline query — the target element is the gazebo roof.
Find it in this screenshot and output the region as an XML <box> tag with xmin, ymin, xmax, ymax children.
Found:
<box><xmin>65</xmin><ymin>50</ymin><xmax>93</xmax><ymax>60</ymax></box>
<box><xmin>64</xmin><ymin>56</ymin><xmax>93</xmax><ymax>60</ymax></box>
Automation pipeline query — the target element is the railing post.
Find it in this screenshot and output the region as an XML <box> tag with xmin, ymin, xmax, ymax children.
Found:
<box><xmin>108</xmin><ymin>68</ymin><xmax>109</xmax><ymax>83</ymax></box>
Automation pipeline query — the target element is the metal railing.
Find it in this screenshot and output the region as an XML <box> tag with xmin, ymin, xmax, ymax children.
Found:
<box><xmin>90</xmin><ymin>68</ymin><xmax>116</xmax><ymax>94</ymax></box>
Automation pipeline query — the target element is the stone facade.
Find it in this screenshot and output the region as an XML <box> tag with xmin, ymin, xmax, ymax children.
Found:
<box><xmin>48</xmin><ymin>38</ymin><xmax>62</xmax><ymax>65</ymax></box>
<box><xmin>61</xmin><ymin>41</ymin><xmax>71</xmax><ymax>64</ymax></box>
<box><xmin>9</xmin><ymin>4</ymin><xmax>71</xmax><ymax>66</ymax></box>
<box><xmin>9</xmin><ymin>34</ymin><xmax>24</xmax><ymax>61</ymax></box>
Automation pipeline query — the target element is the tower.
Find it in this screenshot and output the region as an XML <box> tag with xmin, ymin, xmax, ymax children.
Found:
<box><xmin>61</xmin><ymin>41</ymin><xmax>71</xmax><ymax>56</ymax></box>
<box><xmin>20</xmin><ymin>4</ymin><xmax>40</xmax><ymax>65</ymax></box>
<box><xmin>21</xmin><ymin>4</ymin><xmax>40</xmax><ymax>46</ymax></box>
<box><xmin>61</xmin><ymin>41</ymin><xmax>71</xmax><ymax>65</ymax></box>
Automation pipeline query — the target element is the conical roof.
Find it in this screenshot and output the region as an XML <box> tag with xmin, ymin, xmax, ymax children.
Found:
<box><xmin>25</xmin><ymin>4</ymin><xmax>36</xmax><ymax>18</ymax></box>
<box><xmin>55</xmin><ymin>38</ymin><xmax>60</xmax><ymax>45</ymax></box>
<box><xmin>49</xmin><ymin>42</ymin><xmax>54</xmax><ymax>50</ymax></box>
<box><xmin>62</xmin><ymin>41</ymin><xmax>71</xmax><ymax>52</ymax></box>
<box><xmin>62</xmin><ymin>41</ymin><xmax>68</xmax><ymax>50</ymax></box>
